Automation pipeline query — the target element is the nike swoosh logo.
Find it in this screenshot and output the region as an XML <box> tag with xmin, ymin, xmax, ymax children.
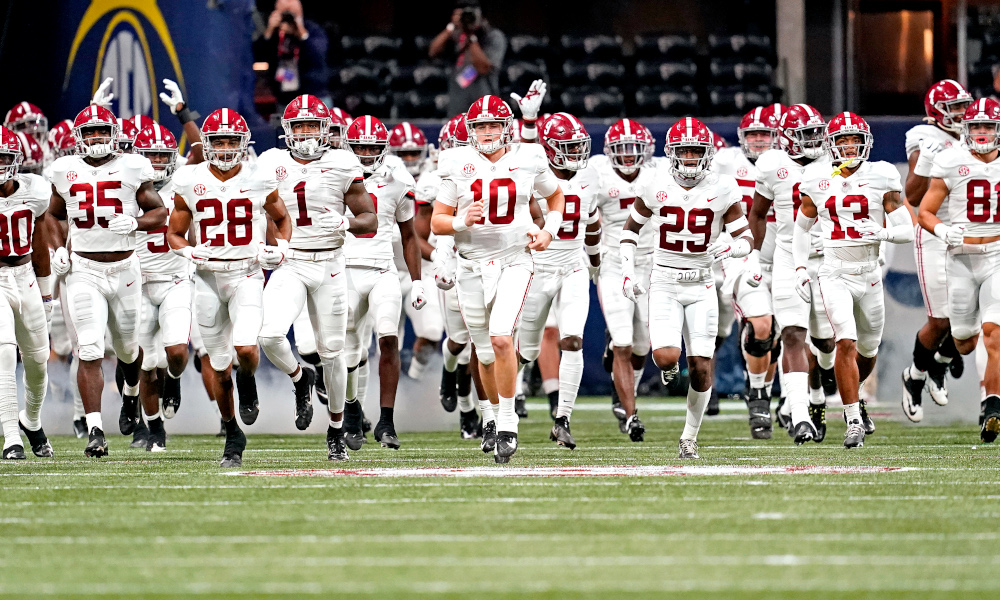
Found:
<box><xmin>858</xmin><ymin>183</ymin><xmax>868</xmax><ymax>187</ymax></box>
<box><xmin>247</xmin><ymin>273</ymin><xmax>255</xmax><ymax>278</ymax></box>
<box><xmin>509</xmin><ymin>167</ymin><xmax>519</xmax><ymax>172</ymax></box>
<box><xmin>705</xmin><ymin>284</ymin><xmax>713</xmax><ymax>289</ymax></box>
<box><xmin>331</xmin><ymin>272</ymin><xmax>340</xmax><ymax>278</ymax></box>
<box><xmin>107</xmin><ymin>171</ymin><xmax>119</xmax><ymax>175</ymax></box>
<box><xmin>321</xmin><ymin>169</ymin><xmax>331</xmax><ymax>173</ymax></box>
<box><xmin>240</xmin><ymin>188</ymin><xmax>251</xmax><ymax>193</ymax></box>
<box><xmin>581</xmin><ymin>185</ymin><xmax>589</xmax><ymax>189</ymax></box>
<box><xmin>706</xmin><ymin>197</ymin><xmax>717</xmax><ymax>202</ymax></box>
<box><xmin>29</xmin><ymin>282</ymin><xmax>34</xmax><ymax>287</ymax></box>
<box><xmin>378</xmin><ymin>184</ymin><xmax>388</xmax><ymax>189</ymax></box>
<box><xmin>871</xmin><ymin>280</ymin><xmax>879</xmax><ymax>287</ymax></box>
<box><xmin>126</xmin><ymin>281</ymin><xmax>135</xmax><ymax>287</ymax></box>
<box><xmin>174</xmin><ymin>281</ymin><xmax>181</xmax><ymax>285</ymax></box>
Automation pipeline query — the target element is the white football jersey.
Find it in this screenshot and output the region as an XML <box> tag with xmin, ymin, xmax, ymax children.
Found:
<box><xmin>713</xmin><ymin>147</ymin><xmax>777</xmax><ymax>262</ymax></box>
<box><xmin>50</xmin><ymin>153</ymin><xmax>155</xmax><ymax>253</ymax></box>
<box><xmin>437</xmin><ymin>143</ymin><xmax>559</xmax><ymax>261</ymax></box>
<box><xmin>0</xmin><ymin>173</ymin><xmax>49</xmax><ymax>259</ymax></box>
<box><xmin>931</xmin><ymin>147</ymin><xmax>1000</xmax><ymax>237</ymax></box>
<box><xmin>344</xmin><ymin>158</ymin><xmax>415</xmax><ymax>263</ymax></box>
<box><xmin>135</xmin><ymin>180</ymin><xmax>189</xmax><ymax>276</ymax></box>
<box><xmin>172</xmin><ymin>161</ymin><xmax>278</xmax><ymax>260</ymax></box>
<box><xmin>532</xmin><ymin>163</ymin><xmax>602</xmax><ymax>267</ymax></box>
<box><xmin>414</xmin><ymin>167</ymin><xmax>443</xmax><ymax>205</ymax></box>
<box><xmin>640</xmin><ymin>170</ymin><xmax>743</xmax><ymax>269</ymax></box>
<box><xmin>755</xmin><ymin>148</ymin><xmax>822</xmax><ymax>250</ymax></box>
<box><xmin>800</xmin><ymin>159</ymin><xmax>902</xmax><ymax>249</ymax></box>
<box><xmin>256</xmin><ymin>147</ymin><xmax>363</xmax><ymax>250</ymax></box>
<box><xmin>906</xmin><ymin>123</ymin><xmax>962</xmax><ymax>224</ymax></box>
<box><xmin>591</xmin><ymin>154</ymin><xmax>658</xmax><ymax>255</ymax></box>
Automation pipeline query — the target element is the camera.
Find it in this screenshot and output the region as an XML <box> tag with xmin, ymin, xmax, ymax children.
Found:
<box><xmin>280</xmin><ymin>10</ymin><xmax>296</xmax><ymax>25</ymax></box>
<box><xmin>459</xmin><ymin>6</ymin><xmax>481</xmax><ymax>30</ymax></box>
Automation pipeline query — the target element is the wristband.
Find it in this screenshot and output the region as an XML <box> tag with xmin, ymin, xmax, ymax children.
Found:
<box><xmin>176</xmin><ymin>104</ymin><xmax>200</xmax><ymax>125</ymax></box>
<box><xmin>36</xmin><ymin>275</ymin><xmax>53</xmax><ymax>298</ymax></box>
<box><xmin>446</xmin><ymin>23</ymin><xmax>455</xmax><ymax>32</ymax></box>
<box><xmin>521</xmin><ymin>123</ymin><xmax>537</xmax><ymax>141</ymax></box>
<box><xmin>542</xmin><ymin>211</ymin><xmax>562</xmax><ymax>237</ymax></box>
<box><xmin>585</xmin><ymin>243</ymin><xmax>601</xmax><ymax>256</ymax></box>
<box><xmin>452</xmin><ymin>215</ymin><xmax>469</xmax><ymax>232</ymax></box>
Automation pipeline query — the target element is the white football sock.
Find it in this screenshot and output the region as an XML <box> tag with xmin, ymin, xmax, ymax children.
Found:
<box><xmin>357</xmin><ymin>360</ymin><xmax>369</xmax><ymax>408</ymax></box>
<box><xmin>515</xmin><ymin>364</ymin><xmax>525</xmax><ymax>396</ymax></box>
<box><xmin>123</xmin><ymin>382</ymin><xmax>139</xmax><ymax>397</ymax></box>
<box><xmin>346</xmin><ymin>367</ymin><xmax>357</xmax><ymax>401</ymax></box>
<box><xmin>633</xmin><ymin>367</ymin><xmax>644</xmax><ymax>394</ymax></box>
<box><xmin>681</xmin><ymin>386</ymin><xmax>711</xmax><ymax>440</ymax></box>
<box><xmin>844</xmin><ymin>402</ymin><xmax>862</xmax><ymax>424</ymax></box>
<box><xmin>809</xmin><ymin>384</ymin><xmax>825</xmax><ymax>405</ymax></box>
<box><xmin>458</xmin><ymin>394</ymin><xmax>475</xmax><ymax>412</ymax></box>
<box><xmin>748</xmin><ymin>371</ymin><xmax>766</xmax><ymax>390</ymax></box>
<box><xmin>0</xmin><ymin>352</ymin><xmax>19</xmax><ymax>449</ymax></box>
<box><xmin>497</xmin><ymin>396</ymin><xmax>518</xmax><ymax>433</ymax></box>
<box><xmin>329</xmin><ymin>414</ymin><xmax>343</xmax><ymax>429</ymax></box>
<box><xmin>479</xmin><ymin>398</ymin><xmax>496</xmax><ymax>424</ymax></box>
<box><xmin>325</xmin><ymin>355</ymin><xmax>347</xmax><ymax>414</ymax></box>
<box><xmin>812</xmin><ymin>344</ymin><xmax>835</xmax><ymax>371</ymax></box>
<box><xmin>442</xmin><ymin>341</ymin><xmax>461</xmax><ymax>372</ymax></box>
<box><xmin>785</xmin><ymin>372</ymin><xmax>810</xmax><ymax>425</ymax></box>
<box><xmin>556</xmin><ymin>350</ymin><xmax>583</xmax><ymax>419</ymax></box>
<box><xmin>21</xmin><ymin>354</ymin><xmax>46</xmax><ymax>429</ymax></box>
<box><xmin>85</xmin><ymin>412</ymin><xmax>103</xmax><ymax>432</ymax></box>
<box><xmin>542</xmin><ymin>378</ymin><xmax>559</xmax><ymax>395</ymax></box>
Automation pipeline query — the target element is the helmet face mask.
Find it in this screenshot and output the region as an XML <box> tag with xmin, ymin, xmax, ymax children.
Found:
<box><xmin>345</xmin><ymin>116</ymin><xmax>390</xmax><ymax>174</ymax></box>
<box><xmin>140</xmin><ymin>150</ymin><xmax>178</xmax><ymax>182</ymax></box>
<box><xmin>738</xmin><ymin>128</ymin><xmax>776</xmax><ymax>160</ymax></box>
<box><xmin>465</xmin><ymin>96</ymin><xmax>514</xmax><ymax>155</ymax></box>
<box><xmin>0</xmin><ymin>140</ymin><xmax>22</xmax><ymax>184</ymax></box>
<box><xmin>607</xmin><ymin>140</ymin><xmax>647</xmax><ymax>174</ymax></box>
<box><xmin>75</xmin><ymin>124</ymin><xmax>119</xmax><ymax>158</ymax></box>
<box><xmin>668</xmin><ymin>144</ymin><xmax>712</xmax><ymax>184</ymax></box>
<box><xmin>829</xmin><ymin>132</ymin><xmax>870</xmax><ymax>164</ymax></box>
<box><xmin>790</xmin><ymin>125</ymin><xmax>826</xmax><ymax>159</ymax></box>
<box><xmin>939</xmin><ymin>98</ymin><xmax>973</xmax><ymax>132</ymax></box>
<box><xmin>965</xmin><ymin>121</ymin><xmax>1000</xmax><ymax>154</ymax></box>
<box><xmin>205</xmin><ymin>135</ymin><xmax>248</xmax><ymax>171</ymax></box>
<box><xmin>283</xmin><ymin>118</ymin><xmax>330</xmax><ymax>159</ymax></box>
<box><xmin>469</xmin><ymin>121</ymin><xmax>508</xmax><ymax>154</ymax></box>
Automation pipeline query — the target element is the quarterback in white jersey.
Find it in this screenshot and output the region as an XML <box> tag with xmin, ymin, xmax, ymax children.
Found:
<box><xmin>47</xmin><ymin>105</ymin><xmax>166</xmax><ymax>458</ymax></box>
<box><xmin>748</xmin><ymin>103</ymin><xmax>837</xmax><ymax>445</ymax></box>
<box><xmin>795</xmin><ymin>112</ymin><xmax>913</xmax><ymax>449</ymax></box>
<box><xmin>517</xmin><ymin>112</ymin><xmax>601</xmax><ymax>449</ymax></box>
<box><xmin>133</xmin><ymin>123</ymin><xmax>195</xmax><ymax>452</ymax></box>
<box><xmin>919</xmin><ymin>98</ymin><xmax>1000</xmax><ymax>443</ymax></box>
<box><xmin>255</xmin><ymin>96</ymin><xmax>375</xmax><ymax>463</ymax></box>
<box><xmin>337</xmin><ymin>117</ymin><xmax>422</xmax><ymax>452</ymax></box>
<box><xmin>432</xmin><ymin>91</ymin><xmax>565</xmax><ymax>463</ymax></box>
<box><xmin>0</xmin><ymin>127</ymin><xmax>54</xmax><ymax>460</ymax></box>
<box><xmin>711</xmin><ymin>106</ymin><xmax>780</xmax><ymax>440</ymax></box>
<box><xmin>624</xmin><ymin>117</ymin><xmax>753</xmax><ymax>459</ymax></box>
<box><xmin>168</xmin><ymin>108</ymin><xmax>291</xmax><ymax>468</ymax></box>
<box><xmin>901</xmin><ymin>80</ymin><xmax>973</xmax><ymax>421</ymax></box>
<box><xmin>593</xmin><ymin>118</ymin><xmax>657</xmax><ymax>435</ymax></box>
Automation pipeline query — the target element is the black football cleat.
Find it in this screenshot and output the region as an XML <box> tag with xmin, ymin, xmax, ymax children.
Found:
<box><xmin>792</xmin><ymin>420</ymin><xmax>817</xmax><ymax>445</ymax></box>
<box><xmin>235</xmin><ymin>367</ymin><xmax>260</xmax><ymax>426</ymax></box>
<box><xmin>626</xmin><ymin>413</ymin><xmax>645</xmax><ymax>442</ymax></box>
<box><xmin>119</xmin><ymin>392</ymin><xmax>140</xmax><ymax>435</ymax></box>
<box><xmin>550</xmin><ymin>416</ymin><xmax>576</xmax><ymax>449</ymax></box>
<box><xmin>460</xmin><ymin>410</ymin><xmax>481</xmax><ymax>439</ymax></box>
<box><xmin>2</xmin><ymin>444</ymin><xmax>25</xmax><ymax>460</ymax></box>
<box><xmin>808</xmin><ymin>403</ymin><xmax>827</xmax><ymax>443</ymax></box>
<box><xmin>706</xmin><ymin>388</ymin><xmax>720</xmax><ymax>416</ymax></box>
<box><xmin>146</xmin><ymin>418</ymin><xmax>167</xmax><ymax>452</ymax></box>
<box><xmin>480</xmin><ymin>420</ymin><xmax>497</xmax><ymax>453</ymax></box>
<box><xmin>72</xmin><ymin>417</ymin><xmax>87</xmax><ymax>439</ymax></box>
<box><xmin>980</xmin><ymin>396</ymin><xmax>1000</xmax><ymax>443</ymax></box>
<box><xmin>820</xmin><ymin>366</ymin><xmax>838</xmax><ymax>398</ymax></box>
<box><xmin>515</xmin><ymin>393</ymin><xmax>528</xmax><ymax>418</ymax></box>
<box><xmin>219</xmin><ymin>423</ymin><xmax>246</xmax><ymax>467</ymax></box>
<box><xmin>901</xmin><ymin>368</ymin><xmax>925</xmax><ymax>422</ymax></box>
<box><xmin>439</xmin><ymin>368</ymin><xmax>458</xmax><ymax>413</ymax></box>
<box><xmin>362</xmin><ymin>414</ymin><xmax>372</xmax><ymax>434</ymax></box>
<box><xmin>859</xmin><ymin>399</ymin><xmax>875</xmax><ymax>435</ymax></box>
<box><xmin>314</xmin><ymin>364</ymin><xmax>328</xmax><ymax>406</ymax></box>
<box><xmin>85</xmin><ymin>427</ymin><xmax>108</xmax><ymax>458</ymax></box>
<box><xmin>494</xmin><ymin>431</ymin><xmax>518</xmax><ymax>463</ymax></box>
<box><xmin>747</xmin><ymin>388</ymin><xmax>772</xmax><ymax>440</ymax></box>
<box><xmin>293</xmin><ymin>368</ymin><xmax>315</xmax><ymax>431</ymax></box>
<box><xmin>326</xmin><ymin>426</ymin><xmax>349</xmax><ymax>461</ymax></box>
<box><xmin>949</xmin><ymin>353</ymin><xmax>964</xmax><ymax>379</ymax></box>
<box><xmin>775</xmin><ymin>396</ymin><xmax>792</xmax><ymax>433</ymax></box>
<box><xmin>660</xmin><ymin>364</ymin><xmax>679</xmax><ymax>386</ymax></box>
<box><xmin>19</xmin><ymin>419</ymin><xmax>53</xmax><ymax>458</ymax></box>
<box><xmin>374</xmin><ymin>420</ymin><xmax>401</xmax><ymax>450</ymax></box>
<box><xmin>130</xmin><ymin>418</ymin><xmax>149</xmax><ymax>448</ymax></box>
<box><xmin>343</xmin><ymin>401</ymin><xmax>366</xmax><ymax>451</ymax></box>
<box><xmin>161</xmin><ymin>374</ymin><xmax>182</xmax><ymax>419</ymax></box>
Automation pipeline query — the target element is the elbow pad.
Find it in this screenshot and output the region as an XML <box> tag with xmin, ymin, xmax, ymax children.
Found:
<box><xmin>725</xmin><ymin>215</ymin><xmax>749</xmax><ymax>234</ymax></box>
<box><xmin>629</xmin><ymin>205</ymin><xmax>649</xmax><ymax>225</ymax></box>
<box><xmin>885</xmin><ymin>205</ymin><xmax>915</xmax><ymax>243</ymax></box>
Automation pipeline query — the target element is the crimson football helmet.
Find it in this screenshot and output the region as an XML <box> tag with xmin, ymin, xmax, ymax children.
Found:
<box><xmin>962</xmin><ymin>98</ymin><xmax>1000</xmax><ymax>154</ymax></box>
<box><xmin>465</xmin><ymin>95</ymin><xmax>514</xmax><ymax>154</ymax></box>
<box><xmin>665</xmin><ymin>117</ymin><xmax>715</xmax><ymax>185</ymax></box>
<box><xmin>605</xmin><ymin>118</ymin><xmax>652</xmax><ymax>175</ymax></box>
<box><xmin>540</xmin><ymin>112</ymin><xmax>591</xmax><ymax>170</ymax></box>
<box><xmin>14</xmin><ymin>132</ymin><xmax>43</xmax><ymax>174</ymax></box>
<box><xmin>52</xmin><ymin>130</ymin><xmax>76</xmax><ymax>159</ymax></box>
<box><xmin>116</xmin><ymin>118</ymin><xmax>138</xmax><ymax>153</ymax></box>
<box><xmin>281</xmin><ymin>94</ymin><xmax>331</xmax><ymax>159</ymax></box>
<box><xmin>438</xmin><ymin>113</ymin><xmax>469</xmax><ymax>151</ymax></box>
<box><xmin>925</xmin><ymin>80</ymin><xmax>972</xmax><ymax>134</ymax></box>
<box><xmin>345</xmin><ymin>115</ymin><xmax>389</xmax><ymax>173</ymax></box>
<box><xmin>47</xmin><ymin>118</ymin><xmax>73</xmax><ymax>150</ymax></box>
<box><xmin>5</xmin><ymin>102</ymin><xmax>48</xmax><ymax>142</ymax></box>
<box><xmin>201</xmin><ymin>108</ymin><xmax>251</xmax><ymax>171</ymax></box>
<box><xmin>134</xmin><ymin>124</ymin><xmax>179</xmax><ymax>182</ymax></box>
<box><xmin>389</xmin><ymin>122</ymin><xmax>429</xmax><ymax>175</ymax></box>
<box><xmin>73</xmin><ymin>104</ymin><xmax>119</xmax><ymax>158</ymax></box>
<box><xmin>737</xmin><ymin>105</ymin><xmax>780</xmax><ymax>160</ymax></box>
<box><xmin>129</xmin><ymin>115</ymin><xmax>157</xmax><ymax>137</ymax></box>
<box><xmin>0</xmin><ymin>126</ymin><xmax>23</xmax><ymax>183</ymax></box>
<box><xmin>826</xmin><ymin>112</ymin><xmax>873</xmax><ymax>165</ymax></box>
<box><xmin>329</xmin><ymin>107</ymin><xmax>353</xmax><ymax>149</ymax></box>
<box><xmin>779</xmin><ymin>104</ymin><xmax>826</xmax><ymax>160</ymax></box>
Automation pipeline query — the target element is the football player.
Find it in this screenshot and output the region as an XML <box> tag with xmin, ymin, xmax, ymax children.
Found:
<box><xmin>917</xmin><ymin>98</ymin><xmax>1000</xmax><ymax>442</ymax></box>
<box><xmin>592</xmin><ymin>118</ymin><xmax>656</xmax><ymax>439</ymax></box>
<box><xmin>623</xmin><ymin>117</ymin><xmax>753</xmax><ymax>459</ymax></box>
<box><xmin>48</xmin><ymin>104</ymin><xmax>167</xmax><ymax>457</ymax></box>
<box><xmin>431</xmin><ymin>91</ymin><xmax>566</xmax><ymax>463</ymax></box>
<box><xmin>256</xmin><ymin>95</ymin><xmax>375</xmax><ymax>459</ymax></box>
<box><xmin>517</xmin><ymin>112</ymin><xmax>601</xmax><ymax>449</ymax></box>
<box><xmin>0</xmin><ymin>127</ymin><xmax>54</xmax><ymax>460</ymax></box>
<box><xmin>168</xmin><ymin>108</ymin><xmax>292</xmax><ymax>467</ymax></box>
<box><xmin>340</xmin><ymin>116</ymin><xmax>423</xmax><ymax>452</ymax></box>
<box><xmin>901</xmin><ymin>80</ymin><xmax>973</xmax><ymax>421</ymax></box>
<box><xmin>712</xmin><ymin>106</ymin><xmax>781</xmax><ymax>438</ymax></box>
<box><xmin>748</xmin><ymin>104</ymin><xmax>842</xmax><ymax>445</ymax></box>
<box><xmin>796</xmin><ymin>112</ymin><xmax>913</xmax><ymax>448</ymax></box>
<box><xmin>4</xmin><ymin>102</ymin><xmax>48</xmax><ymax>149</ymax></box>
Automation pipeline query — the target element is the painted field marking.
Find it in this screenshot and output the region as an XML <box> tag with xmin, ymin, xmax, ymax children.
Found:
<box><xmin>229</xmin><ymin>465</ymin><xmax>915</xmax><ymax>478</ymax></box>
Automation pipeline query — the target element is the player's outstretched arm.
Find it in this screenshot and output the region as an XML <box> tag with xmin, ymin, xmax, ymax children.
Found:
<box><xmin>46</xmin><ymin>186</ymin><xmax>67</xmax><ymax>247</ymax></box>
<box><xmin>30</xmin><ymin>212</ymin><xmax>52</xmax><ymax>278</ymax></box>
<box><xmin>905</xmin><ymin>150</ymin><xmax>930</xmax><ymax>206</ymax></box>
<box><xmin>748</xmin><ymin>191</ymin><xmax>772</xmax><ymax>252</ymax></box>
<box><xmin>398</xmin><ymin>217</ymin><xmax>422</xmax><ymax>283</ymax></box>
<box><xmin>263</xmin><ymin>190</ymin><xmax>292</xmax><ymax>241</ymax></box>
<box><xmin>414</xmin><ymin>204</ymin><xmax>436</xmax><ymax>261</ymax></box>
<box><xmin>344</xmin><ymin>181</ymin><xmax>377</xmax><ymax>235</ymax></box>
<box><xmin>135</xmin><ymin>182</ymin><xmax>167</xmax><ymax>232</ymax></box>
<box><xmin>916</xmin><ymin>177</ymin><xmax>963</xmax><ymax>245</ymax></box>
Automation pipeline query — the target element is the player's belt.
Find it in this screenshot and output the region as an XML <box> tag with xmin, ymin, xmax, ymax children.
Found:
<box><xmin>287</xmin><ymin>248</ymin><xmax>342</xmax><ymax>262</ymax></box>
<box><xmin>346</xmin><ymin>257</ymin><xmax>394</xmax><ymax>270</ymax></box>
<box><xmin>949</xmin><ymin>240</ymin><xmax>1000</xmax><ymax>255</ymax></box>
<box><xmin>71</xmin><ymin>253</ymin><xmax>136</xmax><ymax>275</ymax></box>
<box><xmin>654</xmin><ymin>265</ymin><xmax>713</xmax><ymax>282</ymax></box>
<box><xmin>821</xmin><ymin>257</ymin><xmax>878</xmax><ymax>275</ymax></box>
<box><xmin>198</xmin><ymin>257</ymin><xmax>259</xmax><ymax>272</ymax></box>
<box><xmin>760</xmin><ymin>262</ymin><xmax>773</xmax><ymax>272</ymax></box>
<box><xmin>0</xmin><ymin>262</ymin><xmax>34</xmax><ymax>277</ymax></box>
<box><xmin>141</xmin><ymin>272</ymin><xmax>191</xmax><ymax>284</ymax></box>
<box><xmin>457</xmin><ymin>245</ymin><xmax>527</xmax><ymax>262</ymax></box>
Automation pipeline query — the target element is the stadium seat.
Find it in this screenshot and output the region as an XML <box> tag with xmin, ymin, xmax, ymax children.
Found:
<box><xmin>392</xmin><ymin>91</ymin><xmax>440</xmax><ymax>119</ymax></box>
<box><xmin>508</xmin><ymin>35</ymin><xmax>550</xmax><ymax>62</ymax></box>
<box><xmin>633</xmin><ymin>86</ymin><xmax>699</xmax><ymax>117</ymax></box>
<box><xmin>560</xmin><ymin>35</ymin><xmax>623</xmax><ymax>61</ymax></box>
<box><xmin>584</xmin><ymin>62</ymin><xmax>626</xmax><ymax>86</ymax></box>
<box><xmin>340</xmin><ymin>36</ymin><xmax>368</xmax><ymax>62</ymax></box>
<box><xmin>560</xmin><ymin>87</ymin><xmax>624</xmax><ymax>118</ymax></box>
<box><xmin>633</xmin><ymin>34</ymin><xmax>698</xmax><ymax>61</ymax></box>
<box><xmin>709</xmin><ymin>57</ymin><xmax>773</xmax><ymax>86</ymax></box>
<box><xmin>505</xmin><ymin>60</ymin><xmax>549</xmax><ymax>90</ymax></box>
<box><xmin>634</xmin><ymin>60</ymin><xmax>697</xmax><ymax>87</ymax></box>
<box><xmin>707</xmin><ymin>85</ymin><xmax>774</xmax><ymax>115</ymax></box>
<box><xmin>364</xmin><ymin>36</ymin><xmax>403</xmax><ymax>62</ymax></box>
<box><xmin>344</xmin><ymin>92</ymin><xmax>392</xmax><ymax>117</ymax></box>
<box><xmin>708</xmin><ymin>34</ymin><xmax>773</xmax><ymax>60</ymax></box>
<box><xmin>338</xmin><ymin>62</ymin><xmax>390</xmax><ymax>94</ymax></box>
<box><xmin>412</xmin><ymin>63</ymin><xmax>449</xmax><ymax>93</ymax></box>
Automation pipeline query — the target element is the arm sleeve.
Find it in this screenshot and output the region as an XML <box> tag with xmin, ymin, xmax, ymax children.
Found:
<box><xmin>883</xmin><ymin>204</ymin><xmax>915</xmax><ymax>243</ymax></box>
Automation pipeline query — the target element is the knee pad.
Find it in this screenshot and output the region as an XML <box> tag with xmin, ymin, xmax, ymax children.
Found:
<box><xmin>743</xmin><ymin>319</ymin><xmax>776</xmax><ymax>358</ymax></box>
<box><xmin>857</xmin><ymin>342</ymin><xmax>879</xmax><ymax>359</ymax></box>
<box><xmin>518</xmin><ymin>345</ymin><xmax>540</xmax><ymax>364</ymax></box>
<box><xmin>0</xmin><ymin>342</ymin><xmax>16</xmax><ymax>370</ymax></box>
<box><xmin>770</xmin><ymin>335</ymin><xmax>782</xmax><ymax>365</ymax></box>
<box><xmin>206</xmin><ymin>346</ymin><xmax>233</xmax><ymax>372</ymax></box>
<box><xmin>141</xmin><ymin>350</ymin><xmax>160</xmax><ymax>371</ymax></box>
<box><xmin>475</xmin><ymin>344</ymin><xmax>495</xmax><ymax>366</ymax></box>
<box><xmin>77</xmin><ymin>343</ymin><xmax>104</xmax><ymax>362</ymax></box>
<box><xmin>258</xmin><ymin>335</ymin><xmax>288</xmax><ymax>353</ymax></box>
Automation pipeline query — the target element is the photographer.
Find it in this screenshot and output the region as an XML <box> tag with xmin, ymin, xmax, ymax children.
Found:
<box><xmin>254</xmin><ymin>0</ymin><xmax>330</xmax><ymax>106</ymax></box>
<box><xmin>429</xmin><ymin>0</ymin><xmax>507</xmax><ymax>116</ymax></box>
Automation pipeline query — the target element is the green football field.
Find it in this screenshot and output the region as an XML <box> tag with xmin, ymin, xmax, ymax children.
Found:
<box><xmin>2</xmin><ymin>397</ymin><xmax>998</xmax><ymax>599</ymax></box>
